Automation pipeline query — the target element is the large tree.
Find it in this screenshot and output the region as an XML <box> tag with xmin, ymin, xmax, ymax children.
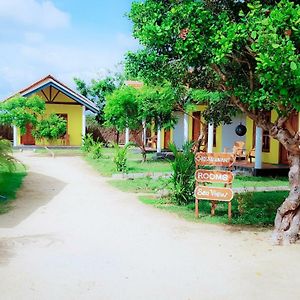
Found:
<box><xmin>126</xmin><ymin>0</ymin><xmax>300</xmax><ymax>244</ymax></box>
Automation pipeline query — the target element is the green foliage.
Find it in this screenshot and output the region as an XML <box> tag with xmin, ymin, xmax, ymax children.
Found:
<box><xmin>33</xmin><ymin>114</ymin><xmax>66</xmax><ymax>142</ymax></box>
<box><xmin>126</xmin><ymin>0</ymin><xmax>300</xmax><ymax>121</ymax></box>
<box><xmin>104</xmin><ymin>86</ymin><xmax>139</xmax><ymax>131</ymax></box>
<box><xmin>169</xmin><ymin>142</ymin><xmax>195</xmax><ymax>205</ymax></box>
<box><xmin>139</xmin><ymin>190</ymin><xmax>288</xmax><ymax>226</ymax></box>
<box><xmin>0</xmin><ymin>95</ymin><xmax>45</xmax><ymax>134</ymax></box>
<box><xmin>0</xmin><ymin>139</ymin><xmax>15</xmax><ymax>173</ymax></box>
<box><xmin>113</xmin><ymin>143</ymin><xmax>132</xmax><ymax>173</ymax></box>
<box><xmin>0</xmin><ymin>164</ymin><xmax>27</xmax><ymax>214</ymax></box>
<box><xmin>74</xmin><ymin>73</ymin><xmax>124</xmax><ymax>124</ymax></box>
<box><xmin>82</xmin><ymin>133</ymin><xmax>95</xmax><ymax>152</ymax></box>
<box><xmin>90</xmin><ymin>142</ymin><xmax>103</xmax><ymax>159</ymax></box>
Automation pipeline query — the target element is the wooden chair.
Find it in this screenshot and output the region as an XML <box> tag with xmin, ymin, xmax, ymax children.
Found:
<box><xmin>247</xmin><ymin>147</ymin><xmax>255</xmax><ymax>163</ymax></box>
<box><xmin>146</xmin><ymin>135</ymin><xmax>157</xmax><ymax>148</ymax></box>
<box><xmin>61</xmin><ymin>133</ymin><xmax>70</xmax><ymax>146</ymax></box>
<box><xmin>224</xmin><ymin>141</ymin><xmax>246</xmax><ymax>160</ymax></box>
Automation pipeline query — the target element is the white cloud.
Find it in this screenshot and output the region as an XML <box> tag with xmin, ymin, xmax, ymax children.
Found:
<box><xmin>0</xmin><ymin>0</ymin><xmax>70</xmax><ymax>30</ymax></box>
<box><xmin>24</xmin><ymin>32</ymin><xmax>45</xmax><ymax>44</ymax></box>
<box><xmin>0</xmin><ymin>39</ymin><xmax>126</xmax><ymax>98</ymax></box>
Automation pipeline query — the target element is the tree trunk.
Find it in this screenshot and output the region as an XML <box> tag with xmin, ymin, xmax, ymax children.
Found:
<box><xmin>132</xmin><ymin>129</ymin><xmax>147</xmax><ymax>162</ymax></box>
<box><xmin>193</xmin><ymin>123</ymin><xmax>208</xmax><ymax>153</ymax></box>
<box><xmin>273</xmin><ymin>153</ymin><xmax>300</xmax><ymax>245</ymax></box>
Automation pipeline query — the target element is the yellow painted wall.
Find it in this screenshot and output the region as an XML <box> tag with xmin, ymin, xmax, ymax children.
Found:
<box><xmin>40</xmin><ymin>104</ymin><xmax>82</xmax><ymax>146</ymax></box>
<box><xmin>245</xmin><ymin>111</ymin><xmax>280</xmax><ymax>164</ymax></box>
<box><xmin>19</xmin><ymin>87</ymin><xmax>83</xmax><ymax>146</ymax></box>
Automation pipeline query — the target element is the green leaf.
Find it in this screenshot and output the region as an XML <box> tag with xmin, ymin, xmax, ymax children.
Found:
<box><xmin>290</xmin><ymin>61</ymin><xmax>297</xmax><ymax>71</ymax></box>
<box><xmin>272</xmin><ymin>44</ymin><xmax>280</xmax><ymax>49</ymax></box>
<box><xmin>251</xmin><ymin>31</ymin><xmax>257</xmax><ymax>39</ymax></box>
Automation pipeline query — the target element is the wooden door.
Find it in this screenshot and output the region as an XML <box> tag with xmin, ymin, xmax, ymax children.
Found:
<box><xmin>21</xmin><ymin>124</ymin><xmax>35</xmax><ymax>145</ymax></box>
<box><xmin>280</xmin><ymin>112</ymin><xmax>299</xmax><ymax>164</ymax></box>
<box><xmin>192</xmin><ymin>111</ymin><xmax>201</xmax><ymax>141</ymax></box>
<box><xmin>164</xmin><ymin>130</ymin><xmax>171</xmax><ymax>149</ymax></box>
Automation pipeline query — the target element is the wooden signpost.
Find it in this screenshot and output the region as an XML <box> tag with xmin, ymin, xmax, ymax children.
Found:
<box><xmin>194</xmin><ymin>152</ymin><xmax>235</xmax><ymax>221</ymax></box>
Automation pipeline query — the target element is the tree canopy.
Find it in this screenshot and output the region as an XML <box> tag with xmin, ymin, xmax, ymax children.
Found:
<box><xmin>74</xmin><ymin>73</ymin><xmax>124</xmax><ymax>124</ymax></box>
<box><xmin>125</xmin><ymin>0</ymin><xmax>300</xmax><ymax>244</ymax></box>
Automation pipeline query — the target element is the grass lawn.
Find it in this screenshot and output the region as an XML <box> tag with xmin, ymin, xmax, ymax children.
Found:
<box><xmin>139</xmin><ymin>191</ymin><xmax>288</xmax><ymax>226</ymax></box>
<box><xmin>85</xmin><ymin>148</ymin><xmax>172</xmax><ymax>177</ymax></box>
<box><xmin>0</xmin><ymin>163</ymin><xmax>27</xmax><ymax>214</ymax></box>
<box><xmin>33</xmin><ymin>148</ymin><xmax>82</xmax><ymax>156</ymax></box>
<box><xmin>108</xmin><ymin>177</ymin><xmax>171</xmax><ymax>193</ymax></box>
<box><xmin>108</xmin><ymin>175</ymin><xmax>288</xmax><ymax>194</ymax></box>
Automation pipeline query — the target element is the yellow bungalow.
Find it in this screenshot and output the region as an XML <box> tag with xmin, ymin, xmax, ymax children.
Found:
<box><xmin>9</xmin><ymin>75</ymin><xmax>98</xmax><ymax>147</ymax></box>
<box><xmin>157</xmin><ymin>106</ymin><xmax>299</xmax><ymax>171</ymax></box>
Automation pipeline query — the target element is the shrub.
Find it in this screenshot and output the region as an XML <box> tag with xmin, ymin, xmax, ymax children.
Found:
<box><xmin>33</xmin><ymin>114</ymin><xmax>66</xmax><ymax>143</ymax></box>
<box><xmin>169</xmin><ymin>142</ymin><xmax>195</xmax><ymax>205</ymax></box>
<box><xmin>113</xmin><ymin>143</ymin><xmax>132</xmax><ymax>173</ymax></box>
<box><xmin>82</xmin><ymin>133</ymin><xmax>95</xmax><ymax>152</ymax></box>
<box><xmin>90</xmin><ymin>142</ymin><xmax>103</xmax><ymax>159</ymax></box>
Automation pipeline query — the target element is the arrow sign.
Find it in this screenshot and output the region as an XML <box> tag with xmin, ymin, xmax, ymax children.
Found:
<box><xmin>194</xmin><ymin>186</ymin><xmax>234</xmax><ymax>202</ymax></box>
<box><xmin>195</xmin><ymin>152</ymin><xmax>235</xmax><ymax>167</ymax></box>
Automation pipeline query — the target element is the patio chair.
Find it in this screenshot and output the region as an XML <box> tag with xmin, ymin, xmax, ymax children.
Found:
<box><xmin>61</xmin><ymin>133</ymin><xmax>70</xmax><ymax>146</ymax></box>
<box><xmin>146</xmin><ymin>135</ymin><xmax>157</xmax><ymax>148</ymax></box>
<box><xmin>224</xmin><ymin>141</ymin><xmax>246</xmax><ymax>160</ymax></box>
<box><xmin>247</xmin><ymin>147</ymin><xmax>255</xmax><ymax>163</ymax></box>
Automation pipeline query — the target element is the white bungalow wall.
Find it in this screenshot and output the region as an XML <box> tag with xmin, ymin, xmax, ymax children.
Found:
<box><xmin>173</xmin><ymin>112</ymin><xmax>185</xmax><ymax>149</ymax></box>
<box><xmin>221</xmin><ymin>114</ymin><xmax>246</xmax><ymax>152</ymax></box>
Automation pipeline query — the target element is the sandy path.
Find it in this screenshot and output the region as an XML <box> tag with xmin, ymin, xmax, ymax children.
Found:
<box><xmin>0</xmin><ymin>152</ymin><xmax>299</xmax><ymax>300</ymax></box>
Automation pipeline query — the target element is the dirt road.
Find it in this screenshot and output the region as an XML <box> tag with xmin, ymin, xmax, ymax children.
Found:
<box><xmin>0</xmin><ymin>152</ymin><xmax>299</xmax><ymax>300</ymax></box>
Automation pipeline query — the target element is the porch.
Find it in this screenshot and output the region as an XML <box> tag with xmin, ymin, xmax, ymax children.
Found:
<box><xmin>234</xmin><ymin>160</ymin><xmax>289</xmax><ymax>176</ymax></box>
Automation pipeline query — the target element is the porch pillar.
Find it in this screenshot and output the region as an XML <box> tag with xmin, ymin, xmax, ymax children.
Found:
<box><xmin>142</xmin><ymin>120</ymin><xmax>147</xmax><ymax>146</ymax></box>
<box><xmin>255</xmin><ymin>126</ymin><xmax>263</xmax><ymax>169</ymax></box>
<box><xmin>82</xmin><ymin>106</ymin><xmax>86</xmax><ymax>138</ymax></box>
<box><xmin>157</xmin><ymin>125</ymin><xmax>161</xmax><ymax>153</ymax></box>
<box><xmin>125</xmin><ymin>128</ymin><xmax>130</xmax><ymax>145</ymax></box>
<box><xmin>207</xmin><ymin>123</ymin><xmax>214</xmax><ymax>153</ymax></box>
<box><xmin>184</xmin><ymin>113</ymin><xmax>189</xmax><ymax>143</ymax></box>
<box><xmin>13</xmin><ymin>125</ymin><xmax>18</xmax><ymax>147</ymax></box>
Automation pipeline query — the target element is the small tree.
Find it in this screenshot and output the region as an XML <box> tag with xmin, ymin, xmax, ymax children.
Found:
<box><xmin>32</xmin><ymin>114</ymin><xmax>67</xmax><ymax>144</ymax></box>
<box><xmin>104</xmin><ymin>84</ymin><xmax>178</xmax><ymax>161</ymax></box>
<box><xmin>0</xmin><ymin>95</ymin><xmax>67</xmax><ymax>145</ymax></box>
<box><xmin>0</xmin><ymin>95</ymin><xmax>45</xmax><ymax>134</ymax></box>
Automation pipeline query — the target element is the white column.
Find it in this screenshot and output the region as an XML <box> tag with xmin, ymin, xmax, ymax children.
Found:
<box><xmin>82</xmin><ymin>106</ymin><xmax>86</xmax><ymax>138</ymax></box>
<box><xmin>13</xmin><ymin>125</ymin><xmax>18</xmax><ymax>147</ymax></box>
<box><xmin>142</xmin><ymin>121</ymin><xmax>147</xmax><ymax>146</ymax></box>
<box><xmin>184</xmin><ymin>113</ymin><xmax>189</xmax><ymax>143</ymax></box>
<box><xmin>157</xmin><ymin>125</ymin><xmax>161</xmax><ymax>153</ymax></box>
<box><xmin>207</xmin><ymin>123</ymin><xmax>214</xmax><ymax>153</ymax></box>
<box><xmin>125</xmin><ymin>128</ymin><xmax>130</xmax><ymax>145</ymax></box>
<box><xmin>255</xmin><ymin>126</ymin><xmax>263</xmax><ymax>169</ymax></box>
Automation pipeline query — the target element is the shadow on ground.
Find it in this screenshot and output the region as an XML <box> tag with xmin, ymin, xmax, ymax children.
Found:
<box><xmin>0</xmin><ymin>171</ymin><xmax>66</xmax><ymax>228</ymax></box>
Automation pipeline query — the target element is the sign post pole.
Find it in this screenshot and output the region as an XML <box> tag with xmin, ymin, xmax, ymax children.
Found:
<box><xmin>194</xmin><ymin>152</ymin><xmax>235</xmax><ymax>222</ymax></box>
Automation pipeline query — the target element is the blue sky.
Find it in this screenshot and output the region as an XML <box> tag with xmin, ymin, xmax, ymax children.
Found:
<box><xmin>0</xmin><ymin>0</ymin><xmax>139</xmax><ymax>99</ymax></box>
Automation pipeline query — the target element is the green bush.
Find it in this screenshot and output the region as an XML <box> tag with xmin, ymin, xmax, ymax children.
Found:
<box><xmin>90</xmin><ymin>142</ymin><xmax>103</xmax><ymax>159</ymax></box>
<box><xmin>33</xmin><ymin>114</ymin><xmax>66</xmax><ymax>143</ymax></box>
<box><xmin>169</xmin><ymin>142</ymin><xmax>195</xmax><ymax>205</ymax></box>
<box><xmin>113</xmin><ymin>143</ymin><xmax>132</xmax><ymax>173</ymax></box>
<box><xmin>82</xmin><ymin>133</ymin><xmax>95</xmax><ymax>152</ymax></box>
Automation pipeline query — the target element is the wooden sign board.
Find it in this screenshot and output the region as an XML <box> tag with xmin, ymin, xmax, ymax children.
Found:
<box><xmin>195</xmin><ymin>169</ymin><xmax>233</xmax><ymax>184</ymax></box>
<box><xmin>194</xmin><ymin>186</ymin><xmax>233</xmax><ymax>202</ymax></box>
<box><xmin>195</xmin><ymin>152</ymin><xmax>235</xmax><ymax>167</ymax></box>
